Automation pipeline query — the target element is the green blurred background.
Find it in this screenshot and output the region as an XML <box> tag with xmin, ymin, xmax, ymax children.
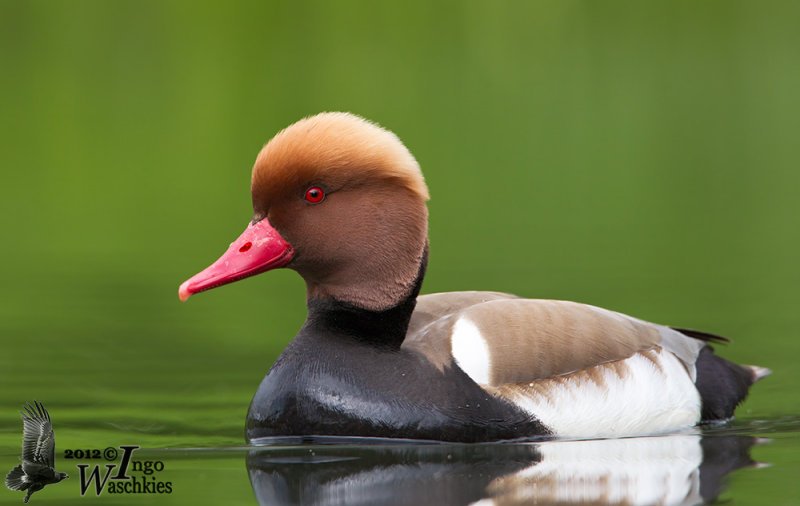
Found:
<box><xmin>1</xmin><ymin>1</ymin><xmax>798</xmax><ymax>504</ymax></box>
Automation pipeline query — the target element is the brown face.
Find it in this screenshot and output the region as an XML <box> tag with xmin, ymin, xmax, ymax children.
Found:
<box><xmin>179</xmin><ymin>112</ymin><xmax>430</xmax><ymax>311</ymax></box>
<box><xmin>260</xmin><ymin>175</ymin><xmax>429</xmax><ymax>310</ymax></box>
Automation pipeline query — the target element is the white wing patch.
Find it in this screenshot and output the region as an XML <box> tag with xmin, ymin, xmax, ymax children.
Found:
<box><xmin>493</xmin><ymin>348</ymin><xmax>701</xmax><ymax>438</ymax></box>
<box><xmin>451</xmin><ymin>317</ymin><xmax>491</xmax><ymax>385</ymax></box>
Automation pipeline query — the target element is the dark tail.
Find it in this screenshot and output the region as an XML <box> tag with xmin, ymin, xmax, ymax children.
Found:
<box><xmin>694</xmin><ymin>345</ymin><xmax>771</xmax><ymax>422</ymax></box>
<box><xmin>5</xmin><ymin>465</ymin><xmax>26</xmax><ymax>491</ymax></box>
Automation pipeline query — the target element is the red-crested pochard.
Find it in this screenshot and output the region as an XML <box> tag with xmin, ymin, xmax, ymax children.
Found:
<box><xmin>179</xmin><ymin>112</ymin><xmax>769</xmax><ymax>442</ymax></box>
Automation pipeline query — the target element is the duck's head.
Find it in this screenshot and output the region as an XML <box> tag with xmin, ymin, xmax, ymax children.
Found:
<box><xmin>179</xmin><ymin>112</ymin><xmax>430</xmax><ymax>311</ymax></box>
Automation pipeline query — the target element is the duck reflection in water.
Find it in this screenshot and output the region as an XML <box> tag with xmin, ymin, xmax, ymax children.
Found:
<box><xmin>247</xmin><ymin>434</ymin><xmax>765</xmax><ymax>506</ymax></box>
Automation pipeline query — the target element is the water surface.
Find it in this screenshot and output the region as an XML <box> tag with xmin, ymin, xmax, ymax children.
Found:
<box><xmin>2</xmin><ymin>411</ymin><xmax>798</xmax><ymax>504</ymax></box>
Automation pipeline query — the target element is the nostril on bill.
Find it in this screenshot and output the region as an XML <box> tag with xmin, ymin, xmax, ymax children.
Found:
<box><xmin>239</xmin><ymin>242</ymin><xmax>252</xmax><ymax>253</ymax></box>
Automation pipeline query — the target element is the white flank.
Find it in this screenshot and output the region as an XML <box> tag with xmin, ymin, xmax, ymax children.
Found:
<box><xmin>451</xmin><ymin>317</ymin><xmax>491</xmax><ymax>385</ymax></box>
<box><xmin>505</xmin><ymin>349</ymin><xmax>701</xmax><ymax>438</ymax></box>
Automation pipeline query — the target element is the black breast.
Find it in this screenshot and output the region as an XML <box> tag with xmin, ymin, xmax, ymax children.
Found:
<box><xmin>246</xmin><ymin>322</ymin><xmax>549</xmax><ymax>443</ymax></box>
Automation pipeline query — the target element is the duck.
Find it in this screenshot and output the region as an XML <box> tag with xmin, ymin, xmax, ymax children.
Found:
<box><xmin>179</xmin><ymin>112</ymin><xmax>769</xmax><ymax>442</ymax></box>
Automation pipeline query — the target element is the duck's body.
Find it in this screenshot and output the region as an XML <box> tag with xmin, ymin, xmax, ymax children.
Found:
<box><xmin>247</xmin><ymin>286</ymin><xmax>758</xmax><ymax>442</ymax></box>
<box><xmin>180</xmin><ymin>112</ymin><xmax>768</xmax><ymax>442</ymax></box>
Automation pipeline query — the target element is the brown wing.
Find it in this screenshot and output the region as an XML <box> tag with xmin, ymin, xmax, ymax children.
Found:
<box><xmin>405</xmin><ymin>293</ymin><xmax>701</xmax><ymax>385</ymax></box>
<box><xmin>404</xmin><ymin>292</ymin><xmax>520</xmax><ymax>371</ymax></box>
<box><xmin>454</xmin><ymin>299</ymin><xmax>667</xmax><ymax>384</ymax></box>
<box><xmin>407</xmin><ymin>291</ymin><xmax>519</xmax><ymax>335</ymax></box>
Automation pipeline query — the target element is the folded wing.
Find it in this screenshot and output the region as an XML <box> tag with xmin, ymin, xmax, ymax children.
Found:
<box><xmin>407</xmin><ymin>292</ymin><xmax>704</xmax><ymax>385</ymax></box>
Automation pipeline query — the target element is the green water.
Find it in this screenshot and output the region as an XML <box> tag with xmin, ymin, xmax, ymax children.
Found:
<box><xmin>1</xmin><ymin>1</ymin><xmax>799</xmax><ymax>504</ymax></box>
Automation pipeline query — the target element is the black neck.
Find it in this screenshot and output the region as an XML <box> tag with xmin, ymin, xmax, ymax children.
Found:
<box><xmin>304</xmin><ymin>245</ymin><xmax>428</xmax><ymax>349</ymax></box>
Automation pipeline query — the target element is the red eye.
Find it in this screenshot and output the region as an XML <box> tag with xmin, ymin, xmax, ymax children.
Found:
<box><xmin>304</xmin><ymin>186</ymin><xmax>325</xmax><ymax>203</ymax></box>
